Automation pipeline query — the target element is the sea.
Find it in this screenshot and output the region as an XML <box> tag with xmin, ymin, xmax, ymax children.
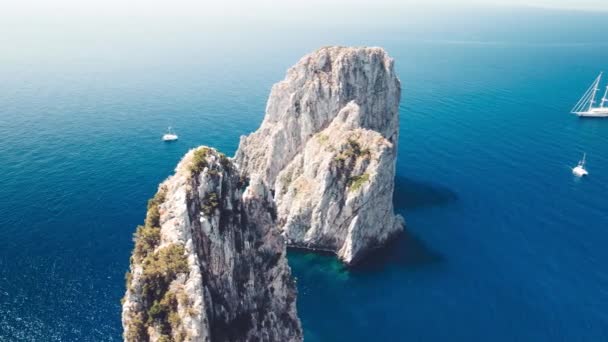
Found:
<box><xmin>1</xmin><ymin>5</ymin><xmax>608</xmax><ymax>341</ymax></box>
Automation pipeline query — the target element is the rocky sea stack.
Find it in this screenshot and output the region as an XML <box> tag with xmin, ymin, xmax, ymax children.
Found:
<box><xmin>235</xmin><ymin>46</ymin><xmax>404</xmax><ymax>265</ymax></box>
<box><xmin>122</xmin><ymin>148</ymin><xmax>301</xmax><ymax>341</ymax></box>
<box><xmin>123</xmin><ymin>46</ymin><xmax>402</xmax><ymax>341</ymax></box>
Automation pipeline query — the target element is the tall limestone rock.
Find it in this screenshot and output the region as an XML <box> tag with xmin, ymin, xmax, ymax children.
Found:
<box><xmin>235</xmin><ymin>46</ymin><xmax>404</xmax><ymax>265</ymax></box>
<box><xmin>123</xmin><ymin>46</ymin><xmax>404</xmax><ymax>342</ymax></box>
<box><xmin>122</xmin><ymin>147</ymin><xmax>302</xmax><ymax>342</ymax></box>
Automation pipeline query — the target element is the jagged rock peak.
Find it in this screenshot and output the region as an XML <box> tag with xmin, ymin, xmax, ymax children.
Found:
<box><xmin>122</xmin><ymin>147</ymin><xmax>302</xmax><ymax>342</ymax></box>
<box><xmin>234</xmin><ymin>46</ymin><xmax>404</xmax><ymax>265</ymax></box>
<box><xmin>235</xmin><ymin>46</ymin><xmax>401</xmax><ymax>187</ymax></box>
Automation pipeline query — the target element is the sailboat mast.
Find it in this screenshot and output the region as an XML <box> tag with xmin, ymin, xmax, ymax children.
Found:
<box><xmin>582</xmin><ymin>153</ymin><xmax>586</xmax><ymax>166</ymax></box>
<box><xmin>589</xmin><ymin>72</ymin><xmax>602</xmax><ymax>111</ymax></box>
<box><xmin>601</xmin><ymin>85</ymin><xmax>608</xmax><ymax>108</ymax></box>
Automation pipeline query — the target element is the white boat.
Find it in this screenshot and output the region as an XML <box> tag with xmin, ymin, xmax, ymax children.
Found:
<box><xmin>571</xmin><ymin>72</ymin><xmax>608</xmax><ymax>117</ymax></box>
<box><xmin>572</xmin><ymin>153</ymin><xmax>589</xmax><ymax>177</ymax></box>
<box><xmin>162</xmin><ymin>127</ymin><xmax>178</xmax><ymax>141</ymax></box>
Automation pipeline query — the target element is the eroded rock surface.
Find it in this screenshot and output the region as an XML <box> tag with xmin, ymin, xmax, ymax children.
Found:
<box><xmin>235</xmin><ymin>46</ymin><xmax>404</xmax><ymax>264</ymax></box>
<box><xmin>122</xmin><ymin>147</ymin><xmax>301</xmax><ymax>342</ymax></box>
<box><xmin>274</xmin><ymin>103</ymin><xmax>404</xmax><ymax>264</ymax></box>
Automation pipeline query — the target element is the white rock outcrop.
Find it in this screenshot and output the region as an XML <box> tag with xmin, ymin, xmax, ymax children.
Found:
<box><xmin>123</xmin><ymin>46</ymin><xmax>404</xmax><ymax>341</ymax></box>
<box><xmin>235</xmin><ymin>46</ymin><xmax>404</xmax><ymax>265</ymax></box>
<box><xmin>122</xmin><ymin>147</ymin><xmax>302</xmax><ymax>342</ymax></box>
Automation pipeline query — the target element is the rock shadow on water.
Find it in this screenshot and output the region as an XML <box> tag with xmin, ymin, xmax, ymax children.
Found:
<box><xmin>287</xmin><ymin>232</ymin><xmax>442</xmax><ymax>277</ymax></box>
<box><xmin>393</xmin><ymin>175</ymin><xmax>458</xmax><ymax>210</ymax></box>
<box><xmin>348</xmin><ymin>231</ymin><xmax>443</xmax><ymax>274</ymax></box>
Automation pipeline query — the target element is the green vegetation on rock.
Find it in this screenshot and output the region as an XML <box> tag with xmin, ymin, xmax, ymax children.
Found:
<box><xmin>124</xmin><ymin>185</ymin><xmax>189</xmax><ymax>342</ymax></box>
<box><xmin>125</xmin><ymin>271</ymin><xmax>133</xmax><ymax>290</ymax></box>
<box><xmin>141</xmin><ymin>244</ymin><xmax>189</xmax><ymax>302</ymax></box>
<box><xmin>316</xmin><ymin>133</ymin><xmax>329</xmax><ymax>144</ymax></box>
<box><xmin>132</xmin><ymin>186</ymin><xmax>167</xmax><ymax>262</ymax></box>
<box><xmin>189</xmin><ymin>147</ymin><xmax>211</xmax><ymax>175</ymax></box>
<box><xmin>334</xmin><ymin>136</ymin><xmax>371</xmax><ymax>165</ymax></box>
<box><xmin>348</xmin><ymin>173</ymin><xmax>370</xmax><ymax>192</ymax></box>
<box><xmin>133</xmin><ymin>225</ymin><xmax>161</xmax><ymax>261</ymax></box>
<box><xmin>124</xmin><ymin>313</ymin><xmax>147</xmax><ymax>342</ymax></box>
<box><xmin>125</xmin><ymin>244</ymin><xmax>189</xmax><ymax>342</ymax></box>
<box><xmin>201</xmin><ymin>192</ymin><xmax>219</xmax><ymax>216</ymax></box>
<box><xmin>145</xmin><ymin>186</ymin><xmax>167</xmax><ymax>228</ymax></box>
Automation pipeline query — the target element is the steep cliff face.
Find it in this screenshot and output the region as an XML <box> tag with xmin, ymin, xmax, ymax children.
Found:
<box><xmin>235</xmin><ymin>46</ymin><xmax>401</xmax><ymax>187</ymax></box>
<box><xmin>122</xmin><ymin>147</ymin><xmax>302</xmax><ymax>342</ymax></box>
<box><xmin>235</xmin><ymin>46</ymin><xmax>404</xmax><ymax>265</ymax></box>
<box><xmin>274</xmin><ymin>103</ymin><xmax>404</xmax><ymax>264</ymax></box>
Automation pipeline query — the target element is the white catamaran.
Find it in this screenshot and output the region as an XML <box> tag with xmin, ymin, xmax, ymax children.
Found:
<box><xmin>572</xmin><ymin>153</ymin><xmax>589</xmax><ymax>177</ymax></box>
<box><xmin>571</xmin><ymin>72</ymin><xmax>608</xmax><ymax>117</ymax></box>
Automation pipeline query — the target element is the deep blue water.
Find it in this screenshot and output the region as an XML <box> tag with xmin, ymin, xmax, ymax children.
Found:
<box><xmin>2</xmin><ymin>7</ymin><xmax>608</xmax><ymax>341</ymax></box>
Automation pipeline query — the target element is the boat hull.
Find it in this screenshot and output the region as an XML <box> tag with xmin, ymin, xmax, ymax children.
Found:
<box><xmin>573</xmin><ymin>108</ymin><xmax>608</xmax><ymax>117</ymax></box>
<box><xmin>572</xmin><ymin>166</ymin><xmax>588</xmax><ymax>177</ymax></box>
<box><xmin>162</xmin><ymin>134</ymin><xmax>178</xmax><ymax>141</ymax></box>
<box><xmin>574</xmin><ymin>112</ymin><xmax>608</xmax><ymax>118</ymax></box>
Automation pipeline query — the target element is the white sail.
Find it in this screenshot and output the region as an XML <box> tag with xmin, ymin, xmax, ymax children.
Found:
<box><xmin>571</xmin><ymin>72</ymin><xmax>608</xmax><ymax>117</ymax></box>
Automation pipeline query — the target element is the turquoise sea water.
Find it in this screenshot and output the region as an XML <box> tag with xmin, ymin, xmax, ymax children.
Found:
<box><xmin>2</xmin><ymin>7</ymin><xmax>608</xmax><ymax>341</ymax></box>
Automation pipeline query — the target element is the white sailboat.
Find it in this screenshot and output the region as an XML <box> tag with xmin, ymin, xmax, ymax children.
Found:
<box><xmin>572</xmin><ymin>153</ymin><xmax>588</xmax><ymax>177</ymax></box>
<box><xmin>571</xmin><ymin>72</ymin><xmax>608</xmax><ymax>117</ymax></box>
<box><xmin>162</xmin><ymin>127</ymin><xmax>178</xmax><ymax>141</ymax></box>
